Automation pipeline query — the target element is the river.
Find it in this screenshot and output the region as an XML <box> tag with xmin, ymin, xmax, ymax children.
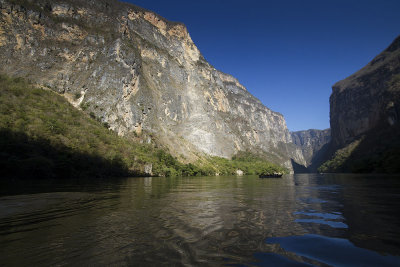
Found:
<box><xmin>1</xmin><ymin>174</ymin><xmax>399</xmax><ymax>266</ymax></box>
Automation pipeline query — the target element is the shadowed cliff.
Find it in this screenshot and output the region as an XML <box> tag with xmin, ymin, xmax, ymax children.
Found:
<box><xmin>291</xmin><ymin>129</ymin><xmax>331</xmax><ymax>172</ymax></box>
<box><xmin>321</xmin><ymin>35</ymin><xmax>400</xmax><ymax>173</ymax></box>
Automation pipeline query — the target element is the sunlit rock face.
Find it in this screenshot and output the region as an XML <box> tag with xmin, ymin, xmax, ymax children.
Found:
<box><xmin>0</xmin><ymin>0</ymin><xmax>306</xmax><ymax>170</ymax></box>
<box><xmin>291</xmin><ymin>129</ymin><xmax>331</xmax><ymax>168</ymax></box>
<box><xmin>330</xmin><ymin>36</ymin><xmax>400</xmax><ymax>148</ymax></box>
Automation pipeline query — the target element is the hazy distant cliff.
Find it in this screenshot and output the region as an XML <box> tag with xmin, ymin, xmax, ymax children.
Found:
<box><xmin>291</xmin><ymin>129</ymin><xmax>330</xmax><ymax>170</ymax></box>
<box><xmin>0</xmin><ymin>0</ymin><xmax>306</xmax><ymax>170</ymax></box>
<box><xmin>323</xmin><ymin>35</ymin><xmax>400</xmax><ymax>173</ymax></box>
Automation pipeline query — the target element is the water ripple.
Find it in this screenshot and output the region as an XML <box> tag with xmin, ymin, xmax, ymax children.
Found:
<box><xmin>1</xmin><ymin>174</ymin><xmax>400</xmax><ymax>266</ymax></box>
<box><xmin>266</xmin><ymin>234</ymin><xmax>400</xmax><ymax>266</ymax></box>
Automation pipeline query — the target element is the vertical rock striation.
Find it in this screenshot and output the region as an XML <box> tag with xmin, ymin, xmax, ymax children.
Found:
<box><xmin>0</xmin><ymin>0</ymin><xmax>306</xmax><ymax>170</ymax></box>
<box><xmin>291</xmin><ymin>129</ymin><xmax>331</xmax><ymax>171</ymax></box>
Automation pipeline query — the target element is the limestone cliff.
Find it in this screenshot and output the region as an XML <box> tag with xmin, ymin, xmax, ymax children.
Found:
<box><xmin>0</xmin><ymin>0</ymin><xmax>306</xmax><ymax>170</ymax></box>
<box><xmin>291</xmin><ymin>129</ymin><xmax>331</xmax><ymax>171</ymax></box>
<box><xmin>325</xmin><ymin>35</ymin><xmax>400</xmax><ymax>172</ymax></box>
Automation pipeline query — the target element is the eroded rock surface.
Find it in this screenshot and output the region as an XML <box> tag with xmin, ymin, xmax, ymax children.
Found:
<box><xmin>0</xmin><ymin>0</ymin><xmax>306</xmax><ymax>170</ymax></box>
<box><xmin>323</xmin><ymin>35</ymin><xmax>400</xmax><ymax>173</ymax></box>
<box><xmin>291</xmin><ymin>129</ymin><xmax>331</xmax><ymax>168</ymax></box>
<box><xmin>330</xmin><ymin>36</ymin><xmax>400</xmax><ymax>148</ymax></box>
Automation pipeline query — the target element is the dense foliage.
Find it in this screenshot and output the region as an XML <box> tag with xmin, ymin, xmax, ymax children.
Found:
<box><xmin>199</xmin><ymin>152</ymin><xmax>287</xmax><ymax>176</ymax></box>
<box><xmin>0</xmin><ymin>75</ymin><xmax>286</xmax><ymax>178</ymax></box>
<box><xmin>318</xmin><ymin>140</ymin><xmax>361</xmax><ymax>173</ymax></box>
<box><xmin>318</xmin><ymin>126</ymin><xmax>400</xmax><ymax>173</ymax></box>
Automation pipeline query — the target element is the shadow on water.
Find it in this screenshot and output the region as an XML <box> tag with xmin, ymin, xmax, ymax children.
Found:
<box><xmin>0</xmin><ymin>128</ymin><xmax>133</xmax><ymax>182</ymax></box>
<box><xmin>336</xmin><ymin>173</ymin><xmax>400</xmax><ymax>256</ymax></box>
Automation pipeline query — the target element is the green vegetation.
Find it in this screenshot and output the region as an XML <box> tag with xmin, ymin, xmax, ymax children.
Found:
<box><xmin>198</xmin><ymin>151</ymin><xmax>287</xmax><ymax>176</ymax></box>
<box><xmin>0</xmin><ymin>74</ymin><xmax>285</xmax><ymax>179</ymax></box>
<box><xmin>318</xmin><ymin>126</ymin><xmax>400</xmax><ymax>173</ymax></box>
<box><xmin>318</xmin><ymin>140</ymin><xmax>361</xmax><ymax>173</ymax></box>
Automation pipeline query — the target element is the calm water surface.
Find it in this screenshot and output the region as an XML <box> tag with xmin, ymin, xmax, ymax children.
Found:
<box><xmin>1</xmin><ymin>174</ymin><xmax>400</xmax><ymax>266</ymax></box>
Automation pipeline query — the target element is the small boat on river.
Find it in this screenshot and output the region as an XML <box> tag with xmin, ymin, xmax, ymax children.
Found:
<box><xmin>259</xmin><ymin>173</ymin><xmax>283</xmax><ymax>178</ymax></box>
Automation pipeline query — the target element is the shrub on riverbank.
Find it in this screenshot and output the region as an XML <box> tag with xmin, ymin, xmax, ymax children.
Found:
<box><xmin>198</xmin><ymin>152</ymin><xmax>287</xmax><ymax>176</ymax></box>
<box><xmin>0</xmin><ymin>74</ymin><xmax>286</xmax><ymax>178</ymax></box>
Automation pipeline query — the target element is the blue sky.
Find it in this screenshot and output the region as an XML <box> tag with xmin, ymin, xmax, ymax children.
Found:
<box><xmin>125</xmin><ymin>0</ymin><xmax>400</xmax><ymax>131</ymax></box>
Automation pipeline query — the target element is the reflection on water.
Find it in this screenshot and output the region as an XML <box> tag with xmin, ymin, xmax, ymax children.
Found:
<box><xmin>266</xmin><ymin>234</ymin><xmax>399</xmax><ymax>266</ymax></box>
<box><xmin>0</xmin><ymin>174</ymin><xmax>400</xmax><ymax>266</ymax></box>
<box><xmin>294</xmin><ymin>210</ymin><xmax>348</xmax><ymax>229</ymax></box>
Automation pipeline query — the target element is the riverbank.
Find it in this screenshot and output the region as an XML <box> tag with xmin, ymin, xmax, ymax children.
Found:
<box><xmin>0</xmin><ymin>75</ymin><xmax>286</xmax><ymax>178</ymax></box>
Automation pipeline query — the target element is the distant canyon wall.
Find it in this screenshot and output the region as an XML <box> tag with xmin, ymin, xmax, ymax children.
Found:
<box><xmin>291</xmin><ymin>129</ymin><xmax>331</xmax><ymax>171</ymax></box>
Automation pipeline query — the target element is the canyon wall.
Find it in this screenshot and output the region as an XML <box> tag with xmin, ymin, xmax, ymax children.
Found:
<box><xmin>330</xmin><ymin>36</ymin><xmax>400</xmax><ymax>148</ymax></box>
<box><xmin>0</xmin><ymin>0</ymin><xmax>306</xmax><ymax>170</ymax></box>
<box><xmin>324</xmin><ymin>35</ymin><xmax>400</xmax><ymax>172</ymax></box>
<box><xmin>291</xmin><ymin>129</ymin><xmax>331</xmax><ymax>170</ymax></box>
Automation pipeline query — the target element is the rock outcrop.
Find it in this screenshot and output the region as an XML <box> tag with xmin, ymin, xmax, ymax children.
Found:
<box><xmin>291</xmin><ymin>129</ymin><xmax>331</xmax><ymax>170</ymax></box>
<box><xmin>0</xmin><ymin>0</ymin><xmax>306</xmax><ymax>170</ymax></box>
<box><xmin>330</xmin><ymin>36</ymin><xmax>400</xmax><ymax>148</ymax></box>
<box><xmin>325</xmin><ymin>35</ymin><xmax>400</xmax><ymax>172</ymax></box>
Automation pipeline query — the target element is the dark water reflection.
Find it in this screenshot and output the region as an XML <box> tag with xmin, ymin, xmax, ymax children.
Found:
<box><xmin>1</xmin><ymin>174</ymin><xmax>400</xmax><ymax>266</ymax></box>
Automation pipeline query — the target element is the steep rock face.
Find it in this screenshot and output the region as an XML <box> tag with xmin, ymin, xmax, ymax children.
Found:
<box><xmin>330</xmin><ymin>36</ymin><xmax>400</xmax><ymax>148</ymax></box>
<box><xmin>0</xmin><ymin>0</ymin><xmax>306</xmax><ymax>170</ymax></box>
<box><xmin>324</xmin><ymin>35</ymin><xmax>400</xmax><ymax>173</ymax></box>
<box><xmin>291</xmin><ymin>129</ymin><xmax>331</xmax><ymax>168</ymax></box>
